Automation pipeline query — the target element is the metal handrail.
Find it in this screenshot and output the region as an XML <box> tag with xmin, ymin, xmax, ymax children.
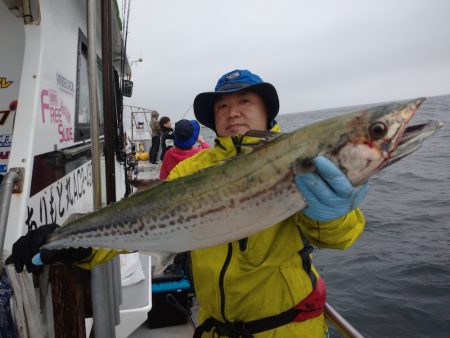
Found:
<box><xmin>325</xmin><ymin>302</ymin><xmax>364</xmax><ymax>338</ymax></box>
<box><xmin>87</xmin><ymin>0</ymin><xmax>117</xmax><ymax>337</ymax></box>
<box><xmin>0</xmin><ymin>170</ymin><xmax>20</xmax><ymax>268</ymax></box>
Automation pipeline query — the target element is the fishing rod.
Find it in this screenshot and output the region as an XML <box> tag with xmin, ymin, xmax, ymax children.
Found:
<box><xmin>181</xmin><ymin>103</ymin><xmax>193</xmax><ymax>119</ymax></box>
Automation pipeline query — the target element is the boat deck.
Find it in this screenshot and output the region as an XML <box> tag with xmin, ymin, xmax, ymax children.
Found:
<box><xmin>135</xmin><ymin>160</ymin><xmax>160</xmax><ymax>180</ymax></box>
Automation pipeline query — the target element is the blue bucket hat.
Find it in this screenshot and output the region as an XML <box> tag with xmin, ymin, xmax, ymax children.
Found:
<box><xmin>193</xmin><ymin>69</ymin><xmax>279</xmax><ymax>132</ymax></box>
<box><xmin>174</xmin><ymin>119</ymin><xmax>200</xmax><ymax>148</ymax></box>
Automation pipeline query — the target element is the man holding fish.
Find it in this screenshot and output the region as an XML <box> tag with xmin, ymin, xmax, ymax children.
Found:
<box><xmin>167</xmin><ymin>69</ymin><xmax>367</xmax><ymax>337</ymax></box>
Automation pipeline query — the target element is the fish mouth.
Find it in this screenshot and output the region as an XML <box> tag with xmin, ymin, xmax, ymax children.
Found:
<box><xmin>385</xmin><ymin>120</ymin><xmax>443</xmax><ymax>167</ymax></box>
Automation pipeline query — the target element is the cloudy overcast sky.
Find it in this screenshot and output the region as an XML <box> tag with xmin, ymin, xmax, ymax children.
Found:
<box><xmin>120</xmin><ymin>0</ymin><xmax>450</xmax><ymax>121</ymax></box>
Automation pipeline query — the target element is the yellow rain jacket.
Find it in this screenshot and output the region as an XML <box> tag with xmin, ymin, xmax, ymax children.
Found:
<box><xmin>167</xmin><ymin>125</ymin><xmax>365</xmax><ymax>338</ymax></box>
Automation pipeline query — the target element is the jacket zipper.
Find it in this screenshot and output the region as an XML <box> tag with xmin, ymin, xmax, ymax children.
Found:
<box><xmin>219</xmin><ymin>242</ymin><xmax>233</xmax><ymax>322</ymax></box>
<box><xmin>218</xmin><ymin>137</ymin><xmax>242</xmax><ymax>321</ymax></box>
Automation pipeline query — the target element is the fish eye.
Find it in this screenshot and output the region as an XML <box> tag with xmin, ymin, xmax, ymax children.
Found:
<box><xmin>369</xmin><ymin>122</ymin><xmax>388</xmax><ymax>140</ymax></box>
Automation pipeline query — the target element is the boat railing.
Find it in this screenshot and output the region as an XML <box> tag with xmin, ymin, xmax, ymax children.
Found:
<box><xmin>325</xmin><ymin>302</ymin><xmax>365</xmax><ymax>338</ymax></box>
<box><xmin>123</xmin><ymin>105</ymin><xmax>156</xmax><ymax>142</ymax></box>
<box><xmin>0</xmin><ymin>168</ymin><xmax>23</xmax><ymax>268</ymax></box>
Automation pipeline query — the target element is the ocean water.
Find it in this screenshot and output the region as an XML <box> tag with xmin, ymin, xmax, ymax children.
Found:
<box><xmin>202</xmin><ymin>94</ymin><xmax>450</xmax><ymax>337</ymax></box>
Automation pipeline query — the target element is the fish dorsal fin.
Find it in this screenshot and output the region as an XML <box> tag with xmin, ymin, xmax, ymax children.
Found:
<box><xmin>244</xmin><ymin>129</ymin><xmax>282</xmax><ymax>140</ymax></box>
<box><xmin>240</xmin><ymin>130</ymin><xmax>283</xmax><ymax>149</ymax></box>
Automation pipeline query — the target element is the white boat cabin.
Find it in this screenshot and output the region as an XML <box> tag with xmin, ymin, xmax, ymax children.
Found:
<box><xmin>0</xmin><ymin>1</ymin><xmax>151</xmax><ymax>337</ymax></box>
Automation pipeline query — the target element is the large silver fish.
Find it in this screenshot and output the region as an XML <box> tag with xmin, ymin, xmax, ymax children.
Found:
<box><xmin>43</xmin><ymin>98</ymin><xmax>442</xmax><ymax>271</ymax></box>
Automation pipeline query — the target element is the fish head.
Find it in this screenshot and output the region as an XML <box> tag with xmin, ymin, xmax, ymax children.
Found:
<box><xmin>328</xmin><ymin>98</ymin><xmax>443</xmax><ymax>186</ymax></box>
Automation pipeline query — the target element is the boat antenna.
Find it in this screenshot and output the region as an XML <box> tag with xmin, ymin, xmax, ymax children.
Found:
<box><xmin>120</xmin><ymin>0</ymin><xmax>132</xmax><ymax>91</ymax></box>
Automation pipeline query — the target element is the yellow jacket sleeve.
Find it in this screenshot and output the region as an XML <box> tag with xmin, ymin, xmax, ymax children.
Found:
<box><xmin>297</xmin><ymin>208</ymin><xmax>365</xmax><ymax>250</ymax></box>
<box><xmin>75</xmin><ymin>248</ymin><xmax>128</xmax><ymax>270</ymax></box>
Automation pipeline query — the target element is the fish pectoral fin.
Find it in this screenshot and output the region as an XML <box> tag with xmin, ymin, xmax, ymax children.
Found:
<box><xmin>142</xmin><ymin>252</ymin><xmax>178</xmax><ymax>276</ymax></box>
<box><xmin>292</xmin><ymin>158</ymin><xmax>316</xmax><ymax>175</ymax></box>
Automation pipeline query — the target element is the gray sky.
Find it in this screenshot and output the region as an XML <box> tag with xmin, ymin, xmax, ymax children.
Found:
<box><xmin>120</xmin><ymin>0</ymin><xmax>450</xmax><ymax>121</ymax></box>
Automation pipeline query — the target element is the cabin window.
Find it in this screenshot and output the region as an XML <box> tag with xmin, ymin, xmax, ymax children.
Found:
<box><xmin>74</xmin><ymin>31</ymin><xmax>104</xmax><ymax>142</ymax></box>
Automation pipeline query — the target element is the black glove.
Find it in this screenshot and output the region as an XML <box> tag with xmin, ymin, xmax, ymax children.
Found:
<box><xmin>5</xmin><ymin>224</ymin><xmax>92</xmax><ymax>273</ymax></box>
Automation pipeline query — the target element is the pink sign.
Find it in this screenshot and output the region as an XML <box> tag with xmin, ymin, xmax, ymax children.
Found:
<box><xmin>41</xmin><ymin>89</ymin><xmax>73</xmax><ymax>143</ymax></box>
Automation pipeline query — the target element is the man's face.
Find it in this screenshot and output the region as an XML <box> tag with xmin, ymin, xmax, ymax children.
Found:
<box><xmin>214</xmin><ymin>91</ymin><xmax>268</xmax><ymax>137</ymax></box>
